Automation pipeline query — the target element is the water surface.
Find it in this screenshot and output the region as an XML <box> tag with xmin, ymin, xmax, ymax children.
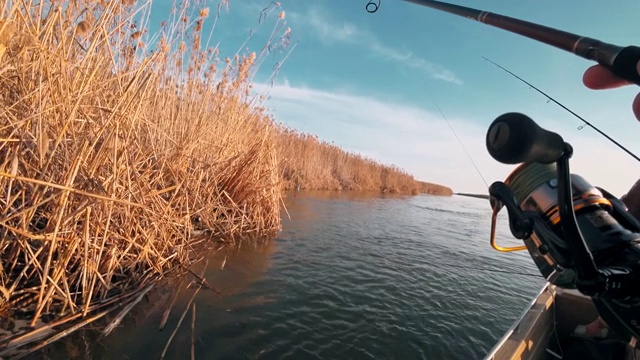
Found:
<box><xmin>94</xmin><ymin>191</ymin><xmax>545</xmax><ymax>359</ymax></box>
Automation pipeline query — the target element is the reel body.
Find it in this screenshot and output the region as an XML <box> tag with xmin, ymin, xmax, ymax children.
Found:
<box><xmin>486</xmin><ymin>113</ymin><xmax>640</xmax><ymax>341</ymax></box>
<box><xmin>493</xmin><ymin>162</ymin><xmax>640</xmax><ymax>288</ymax></box>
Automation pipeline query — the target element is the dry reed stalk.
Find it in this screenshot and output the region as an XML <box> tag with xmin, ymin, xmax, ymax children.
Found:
<box><xmin>160</xmin><ymin>260</ymin><xmax>208</xmax><ymax>360</ymax></box>
<box><xmin>190</xmin><ymin>302</ymin><xmax>196</xmax><ymax>360</ymax></box>
<box><xmin>159</xmin><ymin>277</ymin><xmax>186</xmax><ymax>331</ymax></box>
<box><xmin>184</xmin><ymin>267</ymin><xmax>221</xmax><ymax>295</ymax></box>
<box><xmin>101</xmin><ymin>284</ymin><xmax>154</xmax><ymax>336</ymax></box>
<box><xmin>0</xmin><ymin>0</ymin><xmax>287</xmax><ymax>354</ymax></box>
<box><xmin>0</xmin><ymin>284</ymin><xmax>145</xmax><ymax>357</ymax></box>
<box><xmin>12</xmin><ymin>305</ymin><xmax>117</xmax><ymax>360</ymax></box>
<box><xmin>160</xmin><ymin>287</ymin><xmax>198</xmax><ymax>360</ymax></box>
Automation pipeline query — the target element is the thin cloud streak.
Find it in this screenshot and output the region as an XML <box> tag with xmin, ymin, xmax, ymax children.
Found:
<box><xmin>289</xmin><ymin>7</ymin><xmax>462</xmax><ymax>84</ymax></box>
<box><xmin>304</xmin><ymin>10</ymin><xmax>362</xmax><ymax>44</ymax></box>
<box><xmin>368</xmin><ymin>42</ymin><xmax>462</xmax><ymax>84</ymax></box>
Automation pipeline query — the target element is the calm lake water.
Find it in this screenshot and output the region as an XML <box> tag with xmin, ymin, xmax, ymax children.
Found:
<box><xmin>86</xmin><ymin>192</ymin><xmax>546</xmax><ymax>360</ymax></box>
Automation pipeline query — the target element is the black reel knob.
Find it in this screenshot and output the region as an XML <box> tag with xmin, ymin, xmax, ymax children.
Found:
<box><xmin>486</xmin><ymin>113</ymin><xmax>565</xmax><ymax>164</ymax></box>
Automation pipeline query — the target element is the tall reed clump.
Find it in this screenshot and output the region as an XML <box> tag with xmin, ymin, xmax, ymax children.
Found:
<box><xmin>0</xmin><ymin>0</ymin><xmax>283</xmax><ymax>354</ymax></box>
<box><xmin>275</xmin><ymin>125</ymin><xmax>452</xmax><ymax>196</ymax></box>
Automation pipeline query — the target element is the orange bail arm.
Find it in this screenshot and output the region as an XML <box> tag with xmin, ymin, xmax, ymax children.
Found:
<box><xmin>490</xmin><ymin>209</ymin><xmax>527</xmax><ymax>252</ymax></box>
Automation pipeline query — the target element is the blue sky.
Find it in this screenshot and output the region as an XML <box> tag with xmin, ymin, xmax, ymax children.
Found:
<box><xmin>150</xmin><ymin>0</ymin><xmax>640</xmax><ymax>195</ymax></box>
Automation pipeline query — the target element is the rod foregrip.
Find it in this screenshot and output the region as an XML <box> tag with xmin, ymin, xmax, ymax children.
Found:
<box><xmin>610</xmin><ymin>46</ymin><xmax>640</xmax><ymax>86</ymax></box>
<box><xmin>486</xmin><ymin>113</ymin><xmax>565</xmax><ymax>164</ymax></box>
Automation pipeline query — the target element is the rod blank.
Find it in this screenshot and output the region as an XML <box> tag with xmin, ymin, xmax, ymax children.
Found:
<box><xmin>404</xmin><ymin>0</ymin><xmax>640</xmax><ymax>85</ymax></box>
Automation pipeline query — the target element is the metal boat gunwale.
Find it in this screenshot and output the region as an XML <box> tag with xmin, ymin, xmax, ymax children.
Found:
<box><xmin>484</xmin><ymin>283</ymin><xmax>551</xmax><ymax>360</ymax></box>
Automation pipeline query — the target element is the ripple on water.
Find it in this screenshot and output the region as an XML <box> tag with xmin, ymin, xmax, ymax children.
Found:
<box><xmin>92</xmin><ymin>194</ymin><xmax>545</xmax><ymax>360</ymax></box>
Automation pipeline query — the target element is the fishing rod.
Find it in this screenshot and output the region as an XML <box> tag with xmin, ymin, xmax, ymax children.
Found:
<box><xmin>394</xmin><ymin>0</ymin><xmax>640</xmax><ymax>346</ymax></box>
<box><xmin>482</xmin><ymin>56</ymin><xmax>640</xmax><ymax>163</ymax></box>
<box><xmin>403</xmin><ymin>0</ymin><xmax>640</xmax><ymax>86</ymax></box>
<box><xmin>369</xmin><ymin>1</ymin><xmax>640</xmax><ymax>164</ymax></box>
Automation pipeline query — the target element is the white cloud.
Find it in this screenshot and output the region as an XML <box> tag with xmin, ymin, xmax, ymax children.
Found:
<box><xmin>305</xmin><ymin>10</ymin><xmax>362</xmax><ymax>44</ymax></box>
<box><xmin>289</xmin><ymin>7</ymin><xmax>462</xmax><ymax>84</ymax></box>
<box><xmin>257</xmin><ymin>82</ymin><xmax>638</xmax><ymax>197</ymax></box>
<box><xmin>367</xmin><ymin>43</ymin><xmax>462</xmax><ymax>85</ymax></box>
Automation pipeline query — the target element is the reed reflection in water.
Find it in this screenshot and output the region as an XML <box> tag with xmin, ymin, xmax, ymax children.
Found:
<box><xmin>88</xmin><ymin>191</ymin><xmax>544</xmax><ymax>359</ymax></box>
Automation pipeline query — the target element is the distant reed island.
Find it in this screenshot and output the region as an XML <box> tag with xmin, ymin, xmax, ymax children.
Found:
<box><xmin>0</xmin><ymin>0</ymin><xmax>451</xmax><ymax>355</ymax></box>
<box><xmin>278</xmin><ymin>128</ymin><xmax>452</xmax><ymax>196</ymax></box>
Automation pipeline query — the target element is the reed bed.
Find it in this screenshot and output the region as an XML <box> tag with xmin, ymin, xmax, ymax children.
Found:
<box><xmin>276</xmin><ymin>126</ymin><xmax>453</xmax><ymax>196</ymax></box>
<box><xmin>0</xmin><ymin>0</ymin><xmax>284</xmax><ymax>355</ymax></box>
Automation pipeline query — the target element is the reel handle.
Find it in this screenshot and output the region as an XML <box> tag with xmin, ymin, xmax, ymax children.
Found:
<box><xmin>486</xmin><ymin>112</ymin><xmax>565</xmax><ymax>164</ymax></box>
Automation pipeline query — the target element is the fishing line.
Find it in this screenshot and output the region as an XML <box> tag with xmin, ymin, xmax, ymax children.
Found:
<box><xmin>482</xmin><ymin>56</ymin><xmax>640</xmax><ymax>164</ymax></box>
<box><xmin>366</xmin><ymin>0</ymin><xmax>381</xmax><ymax>13</ymax></box>
<box><xmin>431</xmin><ymin>101</ymin><xmax>490</xmax><ymax>189</ymax></box>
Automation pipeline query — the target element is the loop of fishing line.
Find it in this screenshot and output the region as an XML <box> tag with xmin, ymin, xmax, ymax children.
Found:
<box><xmin>366</xmin><ymin>0</ymin><xmax>380</xmax><ymax>13</ymax></box>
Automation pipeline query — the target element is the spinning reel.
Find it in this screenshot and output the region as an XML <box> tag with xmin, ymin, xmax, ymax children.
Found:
<box><xmin>487</xmin><ymin>113</ymin><xmax>640</xmax><ymax>341</ymax></box>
